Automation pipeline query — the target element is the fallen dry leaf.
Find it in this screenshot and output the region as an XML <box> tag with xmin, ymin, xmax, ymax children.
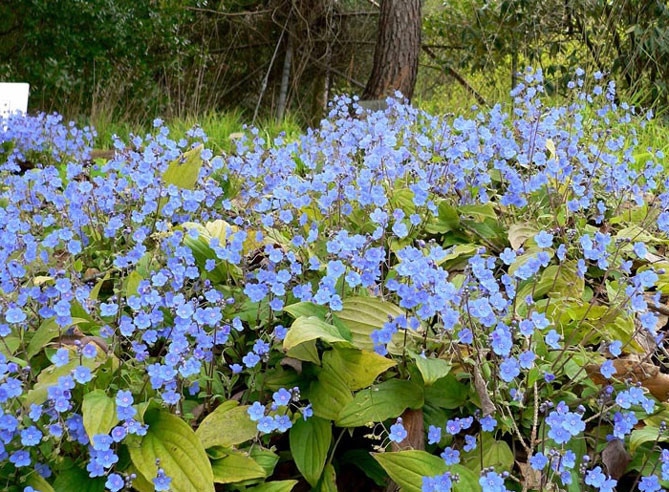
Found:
<box><xmin>586</xmin><ymin>356</ymin><xmax>669</xmax><ymax>401</ymax></box>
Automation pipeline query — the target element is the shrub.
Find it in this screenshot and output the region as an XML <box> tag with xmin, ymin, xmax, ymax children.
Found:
<box><xmin>0</xmin><ymin>68</ymin><xmax>668</xmax><ymax>492</ymax></box>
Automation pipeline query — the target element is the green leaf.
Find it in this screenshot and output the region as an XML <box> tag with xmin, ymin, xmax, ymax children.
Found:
<box><xmin>125</xmin><ymin>270</ymin><xmax>143</xmax><ymax>298</ymax></box>
<box><xmin>211</xmin><ymin>454</ymin><xmax>266</xmax><ymax>484</ymax></box>
<box><xmin>286</xmin><ymin>340</ymin><xmax>320</xmax><ymax>365</ymax></box>
<box><xmin>53</xmin><ymin>465</ymin><xmax>105</xmax><ymax>492</ymax></box>
<box><xmin>23</xmin><ymin>348</ymin><xmax>103</xmax><ymax>407</ymax></box>
<box><xmin>308</xmin><ymin>362</ymin><xmax>353</xmax><ymax>420</ymax></box>
<box><xmin>27</xmin><ymin>317</ymin><xmax>89</xmax><ymax>359</ymax></box>
<box><xmin>323</xmin><ymin>347</ymin><xmax>396</xmax><ymax>390</ymax></box>
<box><xmin>129</xmin><ymin>410</ymin><xmax>214</xmax><ymax>492</ymax></box>
<box><xmin>284</xmin><ymin>302</ymin><xmax>329</xmax><ymax>319</ymax></box>
<box><xmin>82</xmin><ymin>390</ymin><xmax>118</xmax><ymax>440</ymax></box>
<box><xmin>630</xmin><ymin>426</ymin><xmax>669</xmax><ymax>453</ymax></box>
<box><xmin>315</xmin><ymin>464</ymin><xmax>337</xmax><ymax>492</ymax></box>
<box><xmin>336</xmin><ymin>379</ymin><xmax>423</xmax><ymax>427</ymax></box>
<box><xmin>410</xmin><ymin>353</ymin><xmax>451</xmax><ymax>386</ymax></box>
<box><xmin>337</xmin><ymin>297</ymin><xmax>405</xmax><ymax>353</ymax></box>
<box><xmin>373</xmin><ymin>451</ymin><xmax>480</xmax><ymax>492</ymax></box>
<box><xmin>196</xmin><ymin>402</ymin><xmax>257</xmax><ymax>449</ymax></box>
<box><xmin>462</xmin><ymin>435</ymin><xmax>514</xmax><ymax>473</ymax></box>
<box><xmin>289</xmin><ymin>416</ymin><xmax>332</xmax><ymax>486</ymax></box>
<box><xmin>424</xmin><ymin>373</ymin><xmax>469</xmax><ymax>409</ymax></box>
<box><xmin>283</xmin><ymin>316</ymin><xmax>349</xmax><ymax>351</ymax></box>
<box><xmin>459</xmin><ymin>203</ymin><xmax>497</xmax><ymax>221</ymax></box>
<box><xmin>249</xmin><ymin>480</ymin><xmax>298</xmax><ymax>492</ymax></box>
<box><xmin>25</xmin><ymin>473</ymin><xmax>56</xmax><ymax>492</ymax></box>
<box><xmin>163</xmin><ymin>144</ymin><xmax>204</xmax><ymax>190</ymax></box>
<box><xmin>250</xmin><ymin>447</ymin><xmax>280</xmax><ymax>477</ymax></box>
<box><xmin>425</xmin><ymin>201</ymin><xmax>460</xmax><ymax>233</ymax></box>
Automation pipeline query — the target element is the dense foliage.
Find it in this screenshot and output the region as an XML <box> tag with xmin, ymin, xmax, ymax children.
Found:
<box><xmin>1</xmin><ymin>69</ymin><xmax>669</xmax><ymax>492</ymax></box>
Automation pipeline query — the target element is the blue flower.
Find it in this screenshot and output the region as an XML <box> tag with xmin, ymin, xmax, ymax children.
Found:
<box><xmin>525</xmin><ymin>452</ymin><xmax>547</xmax><ymax>472</ymax></box>
<box><xmin>600</xmin><ymin>360</ymin><xmax>616</xmax><ymax>379</ymax></box>
<box><xmin>440</xmin><ymin>447</ymin><xmax>460</xmax><ymax>465</ymax></box>
<box><xmin>639</xmin><ymin>475</ymin><xmax>661</xmax><ymax>492</ymax></box>
<box><xmin>499</xmin><ymin>357</ymin><xmax>520</xmax><ymax>382</ymax></box>
<box><xmin>427</xmin><ymin>425</ymin><xmax>442</xmax><ymax>444</ymax></box>
<box><xmin>389</xmin><ymin>419</ymin><xmax>408</xmax><ymax>443</ymax></box>
<box><xmin>52</xmin><ymin>348</ymin><xmax>70</xmax><ymax>367</ymax></box>
<box><xmin>480</xmin><ymin>415</ymin><xmax>497</xmax><ymax>432</ymax></box>
<box><xmin>479</xmin><ymin>471</ymin><xmax>507</xmax><ymax>492</ymax></box>
<box><xmin>534</xmin><ymin>231</ymin><xmax>554</xmax><ymax>248</ymax></box>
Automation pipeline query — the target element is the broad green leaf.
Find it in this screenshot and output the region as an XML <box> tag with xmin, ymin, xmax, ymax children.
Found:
<box><xmin>459</xmin><ymin>203</ymin><xmax>497</xmax><ymax>220</ymax></box>
<box><xmin>323</xmin><ymin>347</ymin><xmax>396</xmax><ymax>390</ymax></box>
<box><xmin>283</xmin><ymin>316</ymin><xmax>349</xmax><ymax>351</ymax></box>
<box><xmin>286</xmin><ymin>340</ymin><xmax>320</xmax><ymax>365</ymax></box>
<box><xmin>373</xmin><ymin>450</ymin><xmax>480</xmax><ymax>492</ymax></box>
<box><xmin>316</xmin><ymin>464</ymin><xmax>337</xmax><ymax>492</ymax></box>
<box><xmin>289</xmin><ymin>416</ymin><xmax>332</xmax><ymax>486</ymax></box>
<box><xmin>462</xmin><ymin>435</ymin><xmax>514</xmax><ymax>473</ymax></box>
<box><xmin>130</xmin><ymin>410</ymin><xmax>214</xmax><ymax>492</ymax></box>
<box><xmin>196</xmin><ymin>402</ymin><xmax>257</xmax><ymax>449</ymax></box>
<box><xmin>82</xmin><ymin>390</ymin><xmax>117</xmax><ymax>440</ymax></box>
<box><xmin>250</xmin><ymin>480</ymin><xmax>298</xmax><ymax>492</ymax></box>
<box><xmin>308</xmin><ymin>362</ymin><xmax>353</xmax><ymax>420</ymax></box>
<box><xmin>630</xmin><ymin>426</ymin><xmax>669</xmax><ymax>453</ymax></box>
<box><xmin>89</xmin><ymin>272</ymin><xmax>110</xmax><ymax>301</ymax></box>
<box><xmin>425</xmin><ymin>201</ymin><xmax>460</xmax><ymax>234</ymax></box>
<box><xmin>23</xmin><ymin>348</ymin><xmax>102</xmax><ymax>407</ymax></box>
<box><xmin>424</xmin><ymin>373</ymin><xmax>469</xmax><ymax>409</ymax></box>
<box><xmin>410</xmin><ymin>353</ymin><xmax>451</xmax><ymax>386</ymax></box>
<box><xmin>25</xmin><ymin>473</ymin><xmax>56</xmax><ymax>492</ymax></box>
<box><xmin>125</xmin><ymin>270</ymin><xmax>143</xmax><ymax>298</ymax></box>
<box><xmin>337</xmin><ymin>297</ymin><xmax>405</xmax><ymax>352</ymax></box>
<box><xmin>435</xmin><ymin>244</ymin><xmax>479</xmax><ymax>267</ymax></box>
<box><xmin>27</xmin><ymin>317</ymin><xmax>89</xmax><ymax>359</ymax></box>
<box><xmin>211</xmin><ymin>454</ymin><xmax>266</xmax><ymax>484</ymax></box>
<box><xmin>0</xmin><ymin>335</ymin><xmax>20</xmax><ymax>356</ymax></box>
<box><xmin>53</xmin><ymin>465</ymin><xmax>105</xmax><ymax>492</ymax></box>
<box><xmin>336</xmin><ymin>379</ymin><xmax>423</xmax><ymax>427</ymax></box>
<box><xmin>284</xmin><ymin>302</ymin><xmax>329</xmax><ymax>319</ymax></box>
<box><xmin>163</xmin><ymin>144</ymin><xmax>204</xmax><ymax>190</ymax></box>
<box><xmin>250</xmin><ymin>447</ymin><xmax>280</xmax><ymax>477</ymax></box>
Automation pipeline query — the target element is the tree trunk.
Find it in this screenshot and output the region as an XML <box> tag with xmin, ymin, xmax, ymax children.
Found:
<box><xmin>363</xmin><ymin>0</ymin><xmax>421</xmax><ymax>101</ymax></box>
<box><xmin>276</xmin><ymin>36</ymin><xmax>293</xmax><ymax>122</ymax></box>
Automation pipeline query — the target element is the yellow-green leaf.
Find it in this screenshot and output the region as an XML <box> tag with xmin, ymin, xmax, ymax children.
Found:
<box><xmin>411</xmin><ymin>353</ymin><xmax>451</xmax><ymax>386</ymax></box>
<box><xmin>323</xmin><ymin>347</ymin><xmax>396</xmax><ymax>390</ymax></box>
<box><xmin>129</xmin><ymin>410</ymin><xmax>214</xmax><ymax>492</ymax></box>
<box><xmin>82</xmin><ymin>390</ymin><xmax>117</xmax><ymax>440</ymax></box>
<box><xmin>308</xmin><ymin>363</ymin><xmax>353</xmax><ymax>420</ymax></box>
<box><xmin>337</xmin><ymin>297</ymin><xmax>405</xmax><ymax>353</ymax></box>
<box><xmin>283</xmin><ymin>316</ymin><xmax>349</xmax><ymax>351</ymax></box>
<box><xmin>250</xmin><ymin>480</ymin><xmax>298</xmax><ymax>492</ymax></box>
<box><xmin>163</xmin><ymin>144</ymin><xmax>204</xmax><ymax>190</ymax></box>
<box><xmin>196</xmin><ymin>402</ymin><xmax>257</xmax><ymax>449</ymax></box>
<box><xmin>373</xmin><ymin>450</ymin><xmax>480</xmax><ymax>492</ymax></box>
<box><xmin>27</xmin><ymin>317</ymin><xmax>89</xmax><ymax>359</ymax></box>
<box><xmin>211</xmin><ymin>454</ymin><xmax>266</xmax><ymax>484</ymax></box>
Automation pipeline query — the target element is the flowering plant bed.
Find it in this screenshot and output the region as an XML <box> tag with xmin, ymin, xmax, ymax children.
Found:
<box><xmin>1</xmin><ymin>69</ymin><xmax>669</xmax><ymax>492</ymax></box>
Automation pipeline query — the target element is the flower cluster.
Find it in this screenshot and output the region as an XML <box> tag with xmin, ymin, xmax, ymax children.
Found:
<box><xmin>0</xmin><ymin>67</ymin><xmax>668</xmax><ymax>492</ymax></box>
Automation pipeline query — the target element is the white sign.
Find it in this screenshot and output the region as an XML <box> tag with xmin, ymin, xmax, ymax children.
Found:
<box><xmin>0</xmin><ymin>83</ymin><xmax>30</xmax><ymax>118</ymax></box>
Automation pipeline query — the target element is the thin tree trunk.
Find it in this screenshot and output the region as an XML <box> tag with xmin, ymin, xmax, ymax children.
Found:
<box><xmin>363</xmin><ymin>0</ymin><xmax>421</xmax><ymax>101</ymax></box>
<box><xmin>276</xmin><ymin>36</ymin><xmax>293</xmax><ymax>122</ymax></box>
